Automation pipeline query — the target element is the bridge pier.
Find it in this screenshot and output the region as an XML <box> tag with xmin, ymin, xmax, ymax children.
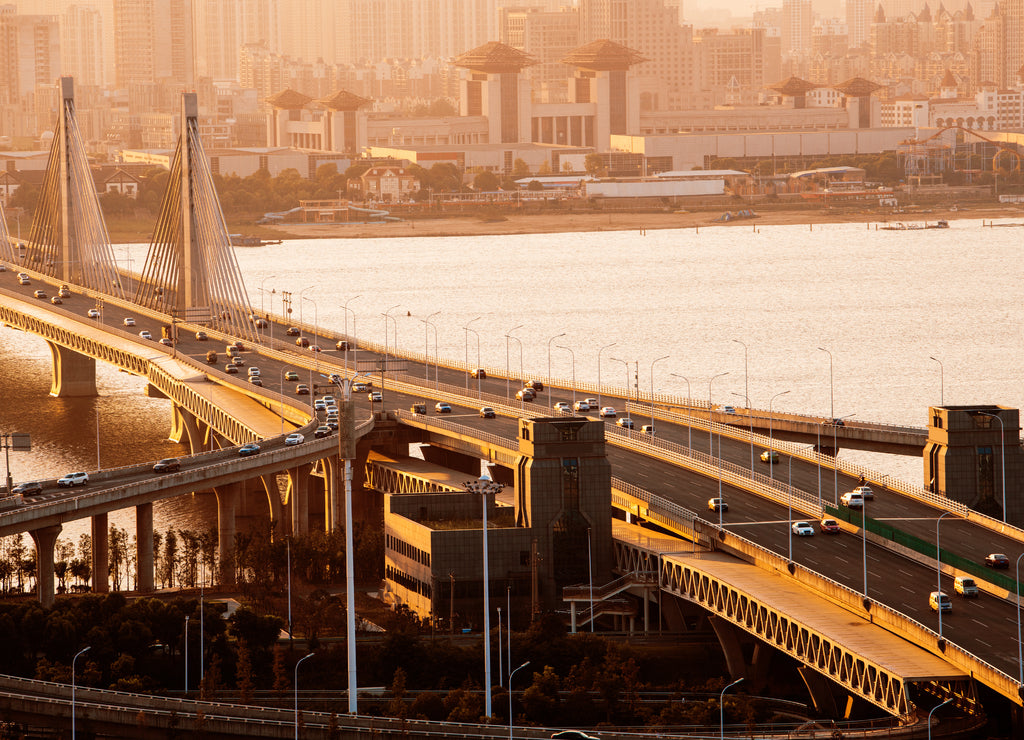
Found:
<box><xmin>46</xmin><ymin>341</ymin><xmax>97</xmax><ymax>397</ymax></box>
<box><xmin>169</xmin><ymin>405</ymin><xmax>202</xmax><ymax>453</ymax></box>
<box><xmin>91</xmin><ymin>513</ymin><xmax>109</xmax><ymax>593</ymax></box>
<box><xmin>215</xmin><ymin>482</ymin><xmax>241</xmax><ymax>585</ymax></box>
<box><xmin>137</xmin><ymin>503</ymin><xmax>154</xmax><ymax>592</ymax></box>
<box><xmin>29</xmin><ymin>524</ymin><xmax>62</xmax><ymax>607</ymax></box>
<box><xmin>287</xmin><ymin>465</ymin><xmax>312</xmax><ymax>535</ymax></box>
<box><xmin>798</xmin><ymin>665</ymin><xmax>840</xmax><ymax>718</ymax></box>
<box><xmin>708</xmin><ymin>616</ymin><xmax>772</xmax><ymax>693</ymax></box>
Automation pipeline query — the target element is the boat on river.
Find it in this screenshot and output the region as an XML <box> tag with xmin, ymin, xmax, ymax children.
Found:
<box><xmin>880</xmin><ymin>220</ymin><xmax>948</xmax><ymax>230</ymax></box>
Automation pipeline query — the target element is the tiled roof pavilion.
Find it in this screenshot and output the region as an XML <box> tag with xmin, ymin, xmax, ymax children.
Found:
<box><xmin>317</xmin><ymin>90</ymin><xmax>372</xmax><ymax>111</ymax></box>
<box><xmin>265</xmin><ymin>88</ymin><xmax>312</xmax><ymax>110</ymax></box>
<box><xmin>454</xmin><ymin>41</ymin><xmax>536</xmax><ymax>73</ymax></box>
<box><xmin>770</xmin><ymin>76</ymin><xmax>818</xmax><ymax>96</ymax></box>
<box><xmin>833</xmin><ymin>77</ymin><xmax>883</xmax><ymax>97</ymax></box>
<box><xmin>560</xmin><ymin>39</ymin><xmax>648</xmax><ymax>71</ymax></box>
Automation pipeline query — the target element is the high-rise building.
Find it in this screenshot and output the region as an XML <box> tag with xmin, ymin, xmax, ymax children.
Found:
<box><xmin>1004</xmin><ymin>0</ymin><xmax>1023</xmax><ymax>89</ymax></box>
<box><xmin>578</xmin><ymin>0</ymin><xmax>696</xmax><ymax>110</ymax></box>
<box><xmin>781</xmin><ymin>0</ymin><xmax>813</xmax><ymax>58</ymax></box>
<box><xmin>113</xmin><ymin>0</ymin><xmax>194</xmax><ymax>91</ymax></box>
<box><xmin>847</xmin><ymin>0</ymin><xmax>873</xmax><ymax>48</ymax></box>
<box><xmin>194</xmin><ymin>0</ymin><xmax>239</xmax><ymax>80</ymax></box>
<box><xmin>0</xmin><ymin>11</ymin><xmax>61</xmax><ymax>104</ymax></box>
<box><xmin>62</xmin><ymin>4</ymin><xmax>105</xmax><ymax>87</ymax></box>
<box><xmin>500</xmin><ymin>5</ymin><xmax>580</xmax><ymax>102</ymax></box>
<box><xmin>695</xmin><ymin>27</ymin><xmax>768</xmax><ymax>99</ymax></box>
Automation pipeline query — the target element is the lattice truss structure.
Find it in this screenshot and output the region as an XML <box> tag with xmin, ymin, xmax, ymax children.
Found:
<box><xmin>134</xmin><ymin>94</ymin><xmax>254</xmax><ymax>339</ymax></box>
<box><xmin>24</xmin><ymin>78</ymin><xmax>122</xmax><ymax>295</ymax></box>
<box><xmin>365</xmin><ymin>461</ymin><xmax>464</xmax><ymax>495</ymax></box>
<box><xmin>612</xmin><ymin>539</ymin><xmax>977</xmax><ymax>723</ymax></box>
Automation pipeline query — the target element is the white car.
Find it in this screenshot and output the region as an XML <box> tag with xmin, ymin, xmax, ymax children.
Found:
<box><xmin>368</xmin><ymin>390</ymin><xmax>383</xmax><ymax>402</ymax></box>
<box><xmin>352</xmin><ymin>382</ymin><xmax>368</xmax><ymax>392</ymax></box>
<box><xmin>599</xmin><ymin>406</ymin><xmax>617</xmax><ymax>417</ymax></box>
<box><xmin>122</xmin><ymin>317</ymin><xmax>135</xmax><ymax>327</ymax></box>
<box><xmin>86</xmin><ymin>308</ymin><xmax>100</xmax><ymax>318</ymax></box>
<box><xmin>840</xmin><ymin>491</ymin><xmax>864</xmax><ymax>508</ymax></box>
<box><xmin>139</xmin><ymin>330</ymin><xmax>152</xmax><ymax>340</ymax></box>
<box><xmin>851</xmin><ymin>485</ymin><xmax>874</xmax><ymax>500</ymax></box>
<box><xmin>553</xmin><ymin>401</ymin><xmax>571</xmax><ymax>413</ymax></box>
<box><xmin>584</xmin><ymin>398</ymin><xmax>599</xmax><ymax>409</ymax></box>
<box><xmin>58</xmin><ymin>471</ymin><xmax>89</xmax><ymax>487</ymax></box>
<box><xmin>573</xmin><ymin>400</ymin><xmax>590</xmax><ymax>412</ymax></box>
<box><xmin>791</xmin><ymin>521</ymin><xmax>815</xmax><ymax>536</ymax></box>
<box><xmin>616</xmin><ymin>417</ymin><xmax>634</xmax><ymax>429</ymax></box>
<box><xmin>285</xmin><ymin>433</ymin><xmax>305</xmax><ymax>446</ymax></box>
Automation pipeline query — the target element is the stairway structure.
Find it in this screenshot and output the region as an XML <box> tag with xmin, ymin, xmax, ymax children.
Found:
<box><xmin>134</xmin><ymin>93</ymin><xmax>255</xmax><ymax>339</ymax></box>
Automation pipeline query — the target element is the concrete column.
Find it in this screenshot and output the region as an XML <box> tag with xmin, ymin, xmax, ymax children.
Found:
<box><xmin>29</xmin><ymin>525</ymin><xmax>62</xmax><ymax>608</ymax></box>
<box><xmin>170</xmin><ymin>405</ymin><xmax>202</xmax><ymax>452</ymax></box>
<box><xmin>215</xmin><ymin>483</ymin><xmax>240</xmax><ymax>585</ymax></box>
<box><xmin>288</xmin><ymin>466</ymin><xmax>310</xmax><ymax>536</ymax></box>
<box><xmin>797</xmin><ymin>665</ymin><xmax>839</xmax><ymax>717</ymax></box>
<box><xmin>709</xmin><ymin>616</ymin><xmax>747</xmax><ymax>681</ymax></box>
<box><xmin>46</xmin><ymin>341</ymin><xmax>97</xmax><ymax>397</ymax></box>
<box><xmin>136</xmin><ymin>503</ymin><xmax>154</xmax><ymax>593</ymax></box>
<box><xmin>91</xmin><ymin>513</ymin><xmax>109</xmax><ymax>593</ymax></box>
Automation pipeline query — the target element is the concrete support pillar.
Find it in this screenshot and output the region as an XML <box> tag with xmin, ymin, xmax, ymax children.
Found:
<box><xmin>91</xmin><ymin>512</ymin><xmax>109</xmax><ymax>593</ymax></box>
<box><xmin>136</xmin><ymin>503</ymin><xmax>154</xmax><ymax>593</ymax></box>
<box><xmin>798</xmin><ymin>665</ymin><xmax>840</xmax><ymax>718</ymax></box>
<box><xmin>29</xmin><ymin>525</ymin><xmax>62</xmax><ymax>608</ymax></box>
<box><xmin>215</xmin><ymin>482</ymin><xmax>240</xmax><ymax>585</ymax></box>
<box><xmin>46</xmin><ymin>341</ymin><xmax>97</xmax><ymax>397</ymax></box>
<box><xmin>170</xmin><ymin>405</ymin><xmax>202</xmax><ymax>452</ymax></box>
<box><xmin>288</xmin><ymin>466</ymin><xmax>311</xmax><ymax>536</ymax></box>
<box><xmin>709</xmin><ymin>616</ymin><xmax>747</xmax><ymax>682</ymax></box>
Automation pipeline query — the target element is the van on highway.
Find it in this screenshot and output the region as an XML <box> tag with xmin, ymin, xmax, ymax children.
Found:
<box><xmin>954</xmin><ymin>576</ymin><xmax>978</xmax><ymax>598</ymax></box>
<box><xmin>226</xmin><ymin>345</ymin><xmax>240</xmax><ymax>357</ymax></box>
<box><xmin>929</xmin><ymin>591</ymin><xmax>952</xmax><ymax>612</ymax></box>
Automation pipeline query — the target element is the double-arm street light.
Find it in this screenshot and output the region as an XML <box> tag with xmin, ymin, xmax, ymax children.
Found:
<box><xmin>598</xmin><ymin>342</ymin><xmax>616</xmax><ymax>411</ymax></box>
<box><xmin>978</xmin><ymin>411</ymin><xmax>1006</xmax><ymax>522</ymax></box>
<box><xmin>298</xmin><ymin>284</ymin><xmax>316</xmax><ymax>337</ymax></box>
<box><xmin>557</xmin><ymin>345</ymin><xmax>576</xmax><ymax>413</ymax></box>
<box><xmin>342</xmin><ymin>294</ymin><xmax>361</xmax><ymax>371</ymax></box>
<box><xmin>708</xmin><ymin>372</ymin><xmax>729</xmax><ymax>456</ymax></box>
<box><xmin>768</xmin><ymin>390</ymin><xmax>791</xmax><ymax>481</ymax></box>
<box><xmin>612</xmin><ymin>357</ymin><xmax>631</xmax><ymax>429</ymax></box>
<box><xmin>731</xmin><ymin>391</ymin><xmax>754</xmax><ymax>473</ymax></box>
<box><xmin>818</xmin><ymin>346</ymin><xmax>834</xmax><ymax>421</ymax></box>
<box><xmin>671</xmin><ymin>373</ymin><xmax>692</xmax><ymax>449</ymax></box>
<box><xmin>505</xmin><ymin>324</ymin><xmax>523</xmax><ymax>400</ymax></box>
<box><xmin>464</xmin><ymin>316</ymin><xmax>482</xmax><ymax>393</ymax></box>
<box><xmin>547</xmin><ymin>332</ymin><xmax>566</xmax><ymax>406</ymax></box>
<box><xmin>650</xmin><ymin>355</ymin><xmax>669</xmax><ymax>435</ymax></box>
<box><xmin>422</xmin><ymin>311</ymin><xmax>441</xmax><ymax>386</ymax></box>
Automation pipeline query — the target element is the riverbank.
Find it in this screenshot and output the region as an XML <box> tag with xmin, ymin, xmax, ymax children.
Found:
<box><xmin>256</xmin><ymin>202</ymin><xmax>1022</xmax><ymax>241</ymax></box>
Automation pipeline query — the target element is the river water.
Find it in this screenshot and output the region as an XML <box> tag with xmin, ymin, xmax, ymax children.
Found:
<box><xmin>2</xmin><ymin>217</ymin><xmax>1022</xmax><ymax>544</ymax></box>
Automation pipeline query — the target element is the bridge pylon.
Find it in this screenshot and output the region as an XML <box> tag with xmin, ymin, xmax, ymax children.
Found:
<box><xmin>0</xmin><ymin>201</ymin><xmax>13</xmax><ymax>262</ymax></box>
<box><xmin>24</xmin><ymin>77</ymin><xmax>123</xmax><ymax>295</ymax></box>
<box><xmin>134</xmin><ymin>93</ymin><xmax>255</xmax><ymax>339</ymax></box>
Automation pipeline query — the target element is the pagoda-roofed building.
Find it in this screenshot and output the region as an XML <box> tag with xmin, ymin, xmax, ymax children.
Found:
<box><xmin>316</xmin><ymin>90</ymin><xmax>373</xmax><ymax>153</ymax></box>
<box><xmin>769</xmin><ymin>76</ymin><xmax>818</xmax><ymax>108</ymax></box>
<box><xmin>454</xmin><ymin>41</ymin><xmax>537</xmax><ymax>144</ymax></box>
<box><xmin>834</xmin><ymin>77</ymin><xmax>883</xmax><ymax>127</ymax></box>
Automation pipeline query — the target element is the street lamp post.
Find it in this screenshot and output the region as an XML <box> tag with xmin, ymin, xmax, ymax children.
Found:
<box><xmin>464</xmin><ymin>316</ymin><xmax>482</xmax><ymax>393</ymax></box>
<box><xmin>342</xmin><ymin>295</ymin><xmax>361</xmax><ymax>371</ymax></box>
<box><xmin>508</xmin><ymin>661</ymin><xmax>531</xmax><ymax>740</ymax></box>
<box><xmin>72</xmin><ymin>646</ymin><xmax>90</xmax><ymax>740</ymax></box>
<box><xmin>818</xmin><ymin>346</ymin><xmax>834</xmax><ymax>420</ymax></box>
<box><xmin>671</xmin><ymin>373</ymin><xmax>692</xmax><ymax>450</ymax></box>
<box><xmin>259</xmin><ymin>275</ymin><xmax>276</xmax><ymax>315</ymax></box>
<box><xmin>184</xmin><ymin>616</ymin><xmax>189</xmax><ymax>693</ymax></box>
<box><xmin>978</xmin><ymin>411</ymin><xmax>1006</xmax><ymax>522</ymax></box>
<box><xmin>422</xmin><ymin>311</ymin><xmax>441</xmax><ymax>386</ymax></box>
<box><xmin>612</xmin><ymin>358</ymin><xmax>631</xmax><ymax>429</ymax></box>
<box><xmin>383</xmin><ymin>304</ymin><xmax>400</xmax><ymax>399</ymax></box>
<box><xmin>927</xmin><ymin>697</ymin><xmax>954</xmax><ymax>740</ymax></box>
<box><xmin>831</xmin><ymin>413</ymin><xmax>856</xmax><ymax>505</ymax></box>
<box><xmin>768</xmin><ymin>390</ymin><xmax>790</xmax><ymax>481</ymax></box>
<box><xmin>1016</xmin><ymin>553</ymin><xmax>1024</xmax><ymax>683</ymax></box>
<box><xmin>471</xmin><ymin>328</ymin><xmax>482</xmax><ymax>399</ymax></box>
<box><xmin>650</xmin><ymin>355</ymin><xmax>669</xmax><ymax>436</ymax></box>
<box><xmin>509</xmin><ymin>335</ymin><xmax>524</xmax><ymax>405</ymax></box>
<box><xmin>464</xmin><ymin>472</ymin><xmax>503</xmax><ymax>719</ymax></box>
<box><xmin>732</xmin><ymin>391</ymin><xmax>753</xmax><ymax>474</ymax></box>
<box><xmin>732</xmin><ymin>338</ymin><xmax>748</xmax><ymax>419</ymax></box>
<box><xmin>598</xmin><ymin>342</ymin><xmax>616</xmax><ymax>411</ymax></box>
<box><xmin>929</xmin><ymin>356</ymin><xmax>944</xmax><ymax>406</ymax></box>
<box><xmin>935</xmin><ymin>511</ymin><xmax>955</xmax><ymax>636</ymax></box>
<box><xmin>719</xmin><ymin>677</ymin><xmax>744</xmax><ymax>740</ymax></box>
<box><xmin>708</xmin><ymin>372</ymin><xmax>730</xmax><ymax>456</ymax></box>
<box><xmin>787</xmin><ymin>445</ymin><xmax>816</xmax><ymax>561</ymax></box>
<box><xmin>294</xmin><ymin>652</ymin><xmax>314</xmax><ymax>740</ymax></box>
<box><xmin>557</xmin><ymin>345</ymin><xmax>576</xmax><ymax>413</ymax></box>
<box><xmin>298</xmin><ymin>284</ymin><xmax>316</xmax><ymax>337</ymax></box>
<box><xmin>505</xmin><ymin>325</ymin><xmax>523</xmax><ymax>401</ymax></box>
<box><xmin>303</xmin><ymin>297</ymin><xmax>319</xmax><ymax>383</ymax></box>
<box><xmin>547</xmin><ymin>332</ymin><xmax>566</xmax><ymax>406</ymax></box>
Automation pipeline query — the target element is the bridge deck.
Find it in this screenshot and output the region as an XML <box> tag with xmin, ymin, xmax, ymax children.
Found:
<box><xmin>368</xmin><ymin>452</ymin><xmax>515</xmax><ymax>506</ymax></box>
<box><xmin>613</xmin><ymin>521</ymin><xmax>965</xmax><ymax>683</ymax></box>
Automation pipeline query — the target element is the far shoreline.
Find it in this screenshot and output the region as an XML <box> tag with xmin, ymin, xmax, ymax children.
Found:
<box><xmin>254</xmin><ymin>202</ymin><xmax>1023</xmax><ymax>242</ymax></box>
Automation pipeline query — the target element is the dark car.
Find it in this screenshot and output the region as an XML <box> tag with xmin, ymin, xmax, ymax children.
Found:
<box><xmin>525</xmin><ymin>380</ymin><xmax>544</xmax><ymax>391</ymax></box>
<box><xmin>410</xmin><ymin>403</ymin><xmax>427</xmax><ymax>415</ymax></box>
<box><xmin>195</xmin><ymin>331</ymin><xmax>208</xmax><ymax>341</ymax></box>
<box><xmin>295</xmin><ymin>336</ymin><xmax>310</xmax><ymax>347</ymax></box>
<box><xmin>479</xmin><ymin>407</ymin><xmax>496</xmax><ymax>418</ymax></box>
<box><xmin>286</xmin><ymin>327</ymin><xmax>301</xmax><ymax>336</ymax></box>
<box><xmin>153</xmin><ymin>458</ymin><xmax>181</xmax><ymax>473</ymax></box>
<box><xmin>471</xmin><ymin>368</ymin><xmax>487</xmax><ymax>379</ymax></box>
<box><xmin>12</xmin><ymin>481</ymin><xmax>43</xmax><ymax>496</ymax></box>
<box><xmin>238</xmin><ymin>443</ymin><xmax>261</xmax><ymax>457</ymax></box>
<box><xmin>985</xmin><ymin>553</ymin><xmax>1010</xmax><ymax>569</ymax></box>
<box><xmin>435</xmin><ymin>402</ymin><xmax>452</xmax><ymax>413</ymax></box>
<box><xmin>516</xmin><ymin>388</ymin><xmax>535</xmax><ymax>402</ymax></box>
<box><xmin>336</xmin><ymin>340</ymin><xmax>350</xmax><ymax>351</ymax></box>
<box><xmin>314</xmin><ymin>425</ymin><xmax>333</xmax><ymax>438</ymax></box>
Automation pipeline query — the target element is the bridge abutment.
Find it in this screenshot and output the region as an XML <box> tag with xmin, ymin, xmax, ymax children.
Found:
<box><xmin>29</xmin><ymin>524</ymin><xmax>61</xmax><ymax>608</ymax></box>
<box><xmin>91</xmin><ymin>513</ymin><xmax>109</xmax><ymax>593</ymax></box>
<box><xmin>46</xmin><ymin>341</ymin><xmax>97</xmax><ymax>397</ymax></box>
<box><xmin>137</xmin><ymin>503</ymin><xmax>154</xmax><ymax>593</ymax></box>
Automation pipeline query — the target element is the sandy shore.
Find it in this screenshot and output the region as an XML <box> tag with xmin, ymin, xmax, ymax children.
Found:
<box><xmin>257</xmin><ymin>203</ymin><xmax>1021</xmax><ymax>241</ymax></box>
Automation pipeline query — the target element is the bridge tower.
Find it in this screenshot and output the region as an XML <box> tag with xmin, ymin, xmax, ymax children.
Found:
<box><xmin>924</xmin><ymin>405</ymin><xmax>1024</xmax><ymax>525</ymax></box>
<box><xmin>134</xmin><ymin>93</ymin><xmax>255</xmax><ymax>339</ymax></box>
<box><xmin>24</xmin><ymin>77</ymin><xmax>123</xmax><ymax>294</ymax></box>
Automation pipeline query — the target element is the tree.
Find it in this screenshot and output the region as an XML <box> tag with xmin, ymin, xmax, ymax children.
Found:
<box><xmin>472</xmin><ymin>170</ymin><xmax>500</xmax><ymax>191</ymax></box>
<box><xmin>527</xmin><ymin>180</ymin><xmax>544</xmax><ymax>192</ymax></box>
<box><xmin>538</xmin><ymin>161</ymin><xmax>553</xmax><ymax>175</ymax></box>
<box><xmin>511</xmin><ymin>158</ymin><xmax>531</xmax><ymax>178</ymax></box>
<box><xmin>584</xmin><ymin>154</ymin><xmax>606</xmax><ymax>177</ymax></box>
